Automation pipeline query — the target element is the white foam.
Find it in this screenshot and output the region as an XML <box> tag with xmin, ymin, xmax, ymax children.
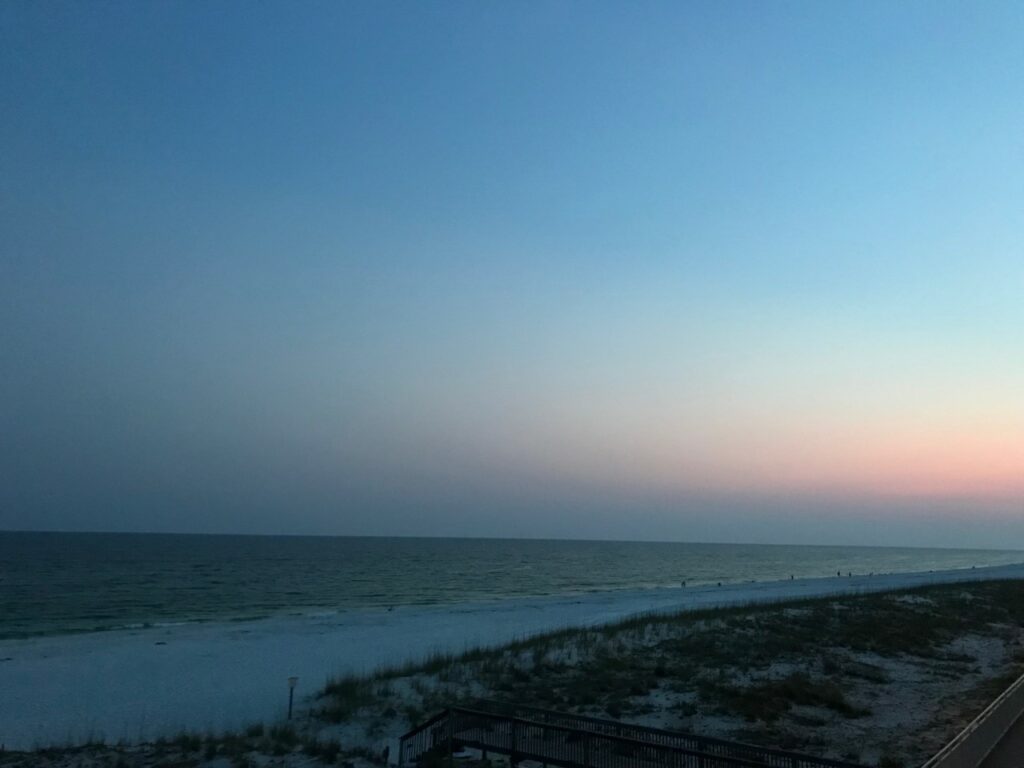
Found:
<box><xmin>2</xmin><ymin>562</ymin><xmax>1022</xmax><ymax>749</ymax></box>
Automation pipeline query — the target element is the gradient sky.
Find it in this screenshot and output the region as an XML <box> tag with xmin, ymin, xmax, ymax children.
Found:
<box><xmin>2</xmin><ymin>1</ymin><xmax>1023</xmax><ymax>547</ymax></box>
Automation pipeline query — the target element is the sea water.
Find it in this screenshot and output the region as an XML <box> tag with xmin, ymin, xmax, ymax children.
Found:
<box><xmin>1</xmin><ymin>531</ymin><xmax>1021</xmax><ymax>639</ymax></box>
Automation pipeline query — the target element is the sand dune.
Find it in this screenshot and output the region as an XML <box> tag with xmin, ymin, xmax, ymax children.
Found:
<box><xmin>2</xmin><ymin>561</ymin><xmax>1023</xmax><ymax>750</ymax></box>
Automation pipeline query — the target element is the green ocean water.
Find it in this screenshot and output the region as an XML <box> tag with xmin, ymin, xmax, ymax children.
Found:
<box><xmin>1</xmin><ymin>531</ymin><xmax>1021</xmax><ymax>639</ymax></box>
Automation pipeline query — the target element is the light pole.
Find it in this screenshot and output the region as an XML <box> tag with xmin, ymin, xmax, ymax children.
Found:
<box><xmin>287</xmin><ymin>676</ymin><xmax>299</xmax><ymax>720</ymax></box>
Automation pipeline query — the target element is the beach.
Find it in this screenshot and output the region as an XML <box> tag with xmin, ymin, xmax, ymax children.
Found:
<box><xmin>4</xmin><ymin>561</ymin><xmax>1024</xmax><ymax>750</ymax></box>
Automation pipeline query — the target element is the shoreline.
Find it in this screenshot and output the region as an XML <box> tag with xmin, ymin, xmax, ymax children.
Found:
<box><xmin>3</xmin><ymin>561</ymin><xmax>1023</xmax><ymax>750</ymax></box>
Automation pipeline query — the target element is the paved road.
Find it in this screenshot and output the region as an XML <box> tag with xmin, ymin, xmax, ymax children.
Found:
<box><xmin>981</xmin><ymin>715</ymin><xmax>1024</xmax><ymax>768</ymax></box>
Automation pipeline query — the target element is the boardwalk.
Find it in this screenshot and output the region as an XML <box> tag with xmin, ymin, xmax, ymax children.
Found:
<box><xmin>400</xmin><ymin>703</ymin><xmax>864</xmax><ymax>768</ymax></box>
<box><xmin>921</xmin><ymin>669</ymin><xmax>1024</xmax><ymax>768</ymax></box>
<box><xmin>980</xmin><ymin>713</ymin><xmax>1024</xmax><ymax>768</ymax></box>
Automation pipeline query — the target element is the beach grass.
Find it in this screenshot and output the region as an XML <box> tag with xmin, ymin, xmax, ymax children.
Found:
<box><xmin>6</xmin><ymin>578</ymin><xmax>1024</xmax><ymax>768</ymax></box>
<box><xmin>314</xmin><ymin>578</ymin><xmax>1024</xmax><ymax>766</ymax></box>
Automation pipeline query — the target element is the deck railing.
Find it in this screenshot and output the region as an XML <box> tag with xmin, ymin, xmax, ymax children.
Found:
<box><xmin>399</xmin><ymin>703</ymin><xmax>866</xmax><ymax>768</ymax></box>
<box><xmin>919</xmin><ymin>668</ymin><xmax>1024</xmax><ymax>768</ymax></box>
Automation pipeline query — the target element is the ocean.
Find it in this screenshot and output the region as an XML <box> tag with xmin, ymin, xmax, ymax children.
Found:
<box><xmin>2</xmin><ymin>531</ymin><xmax>1021</xmax><ymax>640</ymax></box>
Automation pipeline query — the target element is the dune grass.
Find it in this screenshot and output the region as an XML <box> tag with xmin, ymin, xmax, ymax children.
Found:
<box><xmin>315</xmin><ymin>579</ymin><xmax>1024</xmax><ymax>766</ymax></box>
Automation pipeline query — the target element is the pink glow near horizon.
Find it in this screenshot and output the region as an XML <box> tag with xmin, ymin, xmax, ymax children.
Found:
<box><xmin>471</xmin><ymin>399</ymin><xmax>1024</xmax><ymax>505</ymax></box>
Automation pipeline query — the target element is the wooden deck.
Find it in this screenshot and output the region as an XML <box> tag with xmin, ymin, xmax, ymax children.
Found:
<box><xmin>979</xmin><ymin>713</ymin><xmax>1024</xmax><ymax>768</ymax></box>
<box><xmin>399</xmin><ymin>703</ymin><xmax>866</xmax><ymax>768</ymax></box>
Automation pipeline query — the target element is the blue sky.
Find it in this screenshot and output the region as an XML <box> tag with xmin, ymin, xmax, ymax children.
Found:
<box><xmin>2</xmin><ymin>1</ymin><xmax>1023</xmax><ymax>546</ymax></box>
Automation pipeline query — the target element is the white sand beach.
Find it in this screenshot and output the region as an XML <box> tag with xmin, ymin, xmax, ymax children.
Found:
<box><xmin>3</xmin><ymin>562</ymin><xmax>1023</xmax><ymax>750</ymax></box>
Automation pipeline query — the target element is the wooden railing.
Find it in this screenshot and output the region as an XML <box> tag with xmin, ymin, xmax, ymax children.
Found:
<box><xmin>920</xmin><ymin>669</ymin><xmax>1024</xmax><ymax>768</ymax></box>
<box><xmin>399</xmin><ymin>703</ymin><xmax>867</xmax><ymax>768</ymax></box>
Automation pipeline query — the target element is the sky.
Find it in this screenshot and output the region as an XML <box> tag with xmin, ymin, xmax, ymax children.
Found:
<box><xmin>2</xmin><ymin>1</ymin><xmax>1023</xmax><ymax>548</ymax></box>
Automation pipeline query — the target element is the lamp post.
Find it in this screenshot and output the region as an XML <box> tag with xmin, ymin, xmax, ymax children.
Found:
<box><xmin>287</xmin><ymin>676</ymin><xmax>299</xmax><ymax>720</ymax></box>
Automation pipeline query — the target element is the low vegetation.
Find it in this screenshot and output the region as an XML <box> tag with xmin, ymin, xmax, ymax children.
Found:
<box><xmin>5</xmin><ymin>580</ymin><xmax>1024</xmax><ymax>767</ymax></box>
<box><xmin>313</xmin><ymin>579</ymin><xmax>1024</xmax><ymax>767</ymax></box>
